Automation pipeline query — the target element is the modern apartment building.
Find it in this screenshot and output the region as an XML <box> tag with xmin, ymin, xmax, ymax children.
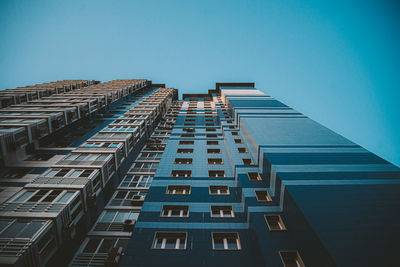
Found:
<box><xmin>0</xmin><ymin>81</ymin><xmax>399</xmax><ymax>267</ymax></box>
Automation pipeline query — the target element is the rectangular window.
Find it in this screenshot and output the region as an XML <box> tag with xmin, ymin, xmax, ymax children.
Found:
<box><xmin>207</xmin><ymin>149</ymin><xmax>220</xmax><ymax>154</ymax></box>
<box><xmin>166</xmin><ymin>185</ymin><xmax>191</xmax><ymax>195</ymax></box>
<box><xmin>243</xmin><ymin>159</ymin><xmax>254</xmax><ymax>165</ymax></box>
<box><xmin>265</xmin><ymin>215</ymin><xmax>287</xmax><ymax>231</ymax></box>
<box><xmin>179</xmin><ymin>140</ymin><xmax>194</xmax><ymax>145</ymax></box>
<box><xmin>94</xmin><ymin>211</ymin><xmax>139</xmax><ymax>232</ymax></box>
<box><xmin>229</xmin><ymin>126</ymin><xmax>236</xmax><ymax>129</ymax></box>
<box><xmin>109</xmin><ymin>190</ymin><xmax>146</xmax><ymax>206</ymax></box>
<box><xmin>206</xmin><ymin>134</ymin><xmax>218</xmax><ymax>138</ymax></box>
<box><xmin>208</xmin><ymin>158</ymin><xmax>223</xmax><ymax>165</ymax></box>
<box><xmin>161</xmin><ymin>205</ymin><xmax>189</xmax><ymax>217</ymax></box>
<box><xmin>206</xmin><ymin>128</ymin><xmax>216</xmax><ymax>132</ymax></box>
<box><xmin>255</xmin><ymin>190</ymin><xmax>272</xmax><ymax>202</ymax></box>
<box><xmin>174</xmin><ymin>158</ymin><xmax>193</xmax><ymax>165</ymax></box>
<box><xmin>234</xmin><ymin>139</ymin><xmax>243</xmax><ymax>144</ymax></box>
<box><xmin>207</xmin><ymin>140</ymin><xmax>219</xmax><ymax>145</ymax></box>
<box><xmin>184</xmin><ymin>123</ymin><xmax>195</xmax><ymax>126</ymax></box>
<box><xmin>171</xmin><ymin>170</ymin><xmax>192</xmax><ymax>178</ymax></box>
<box><xmin>209</xmin><ymin>185</ymin><xmax>229</xmax><ymax>195</ymax></box>
<box><xmin>231</xmin><ymin>132</ymin><xmax>239</xmax><ymax>136</ymax></box>
<box><xmin>153</xmin><ymin>232</ymin><xmax>187</xmax><ymax>250</ymax></box>
<box><xmin>211</xmin><ymin>206</ymin><xmax>234</xmax><ymax>218</ymax></box>
<box><xmin>120</xmin><ymin>175</ymin><xmax>152</xmax><ymax>188</ymax></box>
<box><xmin>238</xmin><ymin>147</ymin><xmax>247</xmax><ymax>153</ymax></box>
<box><xmin>209</xmin><ymin>170</ymin><xmax>225</xmax><ymax>178</ymax></box>
<box><xmin>182</xmin><ymin>128</ymin><xmax>195</xmax><ymax>132</ymax></box>
<box><xmin>279</xmin><ymin>251</ymin><xmax>305</xmax><ymax>267</ymax></box>
<box><xmin>185</xmin><ymin>119</ymin><xmax>195</xmax><ymax>122</ymax></box>
<box><xmin>181</xmin><ymin>134</ymin><xmax>195</xmax><ymax>138</ymax></box>
<box><xmin>212</xmin><ymin>233</ymin><xmax>241</xmax><ymax>250</ymax></box>
<box><xmin>177</xmin><ymin>148</ymin><xmax>193</xmax><ymax>154</ymax></box>
<box><xmin>248</xmin><ymin>172</ymin><xmax>262</xmax><ymax>181</ymax></box>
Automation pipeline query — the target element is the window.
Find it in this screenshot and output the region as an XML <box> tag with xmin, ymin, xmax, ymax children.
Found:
<box><xmin>211</xmin><ymin>206</ymin><xmax>234</xmax><ymax>218</ymax></box>
<box><xmin>131</xmin><ymin>162</ymin><xmax>158</xmax><ymax>171</ymax></box>
<box><xmin>174</xmin><ymin>158</ymin><xmax>193</xmax><ymax>165</ymax></box>
<box><xmin>181</xmin><ymin>134</ymin><xmax>195</xmax><ymax>138</ymax></box>
<box><xmin>265</xmin><ymin>215</ymin><xmax>287</xmax><ymax>231</ymax></box>
<box><xmin>227</xmin><ymin>120</ymin><xmax>233</xmax><ymax>124</ymax></box>
<box><xmin>207</xmin><ymin>149</ymin><xmax>220</xmax><ymax>154</ymax></box>
<box><xmin>238</xmin><ymin>147</ymin><xmax>247</xmax><ymax>153</ymax></box>
<box><xmin>80</xmin><ymin>169</ymin><xmax>94</xmax><ymax>177</ymax></box>
<box><xmin>177</xmin><ymin>148</ymin><xmax>193</xmax><ymax>154</ymax></box>
<box><xmin>161</xmin><ymin>205</ymin><xmax>189</xmax><ymax>217</ymax></box>
<box><xmin>120</xmin><ymin>175</ymin><xmax>153</xmax><ymax>188</ymax></box>
<box><xmin>243</xmin><ymin>158</ymin><xmax>254</xmax><ymax>165</ymax></box>
<box><xmin>82</xmin><ymin>237</ymin><xmax>128</xmax><ymax>254</ymax></box>
<box><xmin>183</xmin><ymin>128</ymin><xmax>195</xmax><ymax>132</ymax></box>
<box><xmin>234</xmin><ymin>139</ymin><xmax>243</xmax><ymax>144</ymax></box>
<box><xmin>0</xmin><ymin>168</ymin><xmax>32</xmax><ymax>179</ymax></box>
<box><xmin>207</xmin><ymin>140</ymin><xmax>219</xmax><ymax>145</ymax></box>
<box><xmin>109</xmin><ymin>190</ymin><xmax>146</xmax><ymax>206</ymax></box>
<box><xmin>206</xmin><ymin>128</ymin><xmax>216</xmax><ymax>132</ymax></box>
<box><xmin>248</xmin><ymin>172</ymin><xmax>262</xmax><ymax>181</ymax></box>
<box><xmin>206</xmin><ymin>134</ymin><xmax>217</xmax><ymax>138</ymax></box>
<box><xmin>279</xmin><ymin>251</ymin><xmax>305</xmax><ymax>267</ymax></box>
<box><xmin>208</xmin><ymin>158</ymin><xmax>223</xmax><ymax>165</ymax></box>
<box><xmin>179</xmin><ymin>140</ymin><xmax>194</xmax><ymax>145</ymax></box>
<box><xmin>209</xmin><ymin>170</ymin><xmax>225</xmax><ymax>178</ymax></box>
<box><xmin>166</xmin><ymin>185</ymin><xmax>191</xmax><ymax>195</ymax></box>
<box><xmin>212</xmin><ymin>233</ymin><xmax>241</xmax><ymax>250</ymax></box>
<box><xmin>0</xmin><ymin>219</ymin><xmax>46</xmax><ymax>239</ymax></box>
<box><xmin>209</xmin><ymin>185</ymin><xmax>229</xmax><ymax>195</ymax></box>
<box><xmin>255</xmin><ymin>190</ymin><xmax>272</xmax><ymax>202</ymax></box>
<box><xmin>12</xmin><ymin>189</ymin><xmax>73</xmax><ymax>204</ymax></box>
<box><xmin>229</xmin><ymin>126</ymin><xmax>236</xmax><ymax>129</ymax></box>
<box><xmin>185</xmin><ymin>119</ymin><xmax>195</xmax><ymax>122</ymax></box>
<box><xmin>171</xmin><ymin>170</ymin><xmax>192</xmax><ymax>178</ymax></box>
<box><xmin>153</xmin><ymin>232</ymin><xmax>187</xmax><ymax>250</ymax></box>
<box><xmin>24</xmin><ymin>153</ymin><xmax>54</xmax><ymax>161</ymax></box>
<box><xmin>94</xmin><ymin>211</ymin><xmax>139</xmax><ymax>232</ymax></box>
<box><xmin>231</xmin><ymin>132</ymin><xmax>239</xmax><ymax>136</ymax></box>
<box><xmin>184</xmin><ymin>123</ymin><xmax>195</xmax><ymax>126</ymax></box>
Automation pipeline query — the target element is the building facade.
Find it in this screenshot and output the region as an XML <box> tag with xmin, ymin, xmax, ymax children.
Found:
<box><xmin>0</xmin><ymin>81</ymin><xmax>399</xmax><ymax>267</ymax></box>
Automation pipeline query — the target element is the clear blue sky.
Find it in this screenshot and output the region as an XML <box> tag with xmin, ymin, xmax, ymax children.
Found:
<box><xmin>1</xmin><ymin>0</ymin><xmax>399</xmax><ymax>166</ymax></box>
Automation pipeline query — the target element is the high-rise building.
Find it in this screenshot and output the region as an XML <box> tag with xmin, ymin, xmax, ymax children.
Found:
<box><xmin>0</xmin><ymin>81</ymin><xmax>399</xmax><ymax>267</ymax></box>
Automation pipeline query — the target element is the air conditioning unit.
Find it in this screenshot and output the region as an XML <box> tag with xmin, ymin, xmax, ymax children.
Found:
<box><xmin>123</xmin><ymin>219</ymin><xmax>135</xmax><ymax>232</ymax></box>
